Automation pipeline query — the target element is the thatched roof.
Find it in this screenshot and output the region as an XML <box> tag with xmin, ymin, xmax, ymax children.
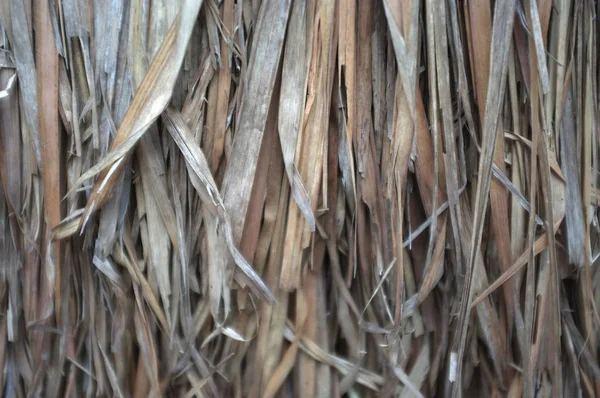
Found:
<box><xmin>0</xmin><ymin>0</ymin><xmax>598</xmax><ymax>396</ymax></box>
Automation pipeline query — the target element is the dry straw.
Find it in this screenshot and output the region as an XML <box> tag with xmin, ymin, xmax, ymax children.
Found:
<box><xmin>0</xmin><ymin>0</ymin><xmax>598</xmax><ymax>396</ymax></box>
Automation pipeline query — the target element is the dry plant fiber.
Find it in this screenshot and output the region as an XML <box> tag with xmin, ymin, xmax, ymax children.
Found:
<box><xmin>0</xmin><ymin>0</ymin><xmax>599</xmax><ymax>396</ymax></box>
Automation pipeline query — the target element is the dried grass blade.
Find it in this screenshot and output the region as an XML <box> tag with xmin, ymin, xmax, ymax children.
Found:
<box><xmin>471</xmin><ymin>176</ymin><xmax>565</xmax><ymax>308</ymax></box>
<box><xmin>76</xmin><ymin>0</ymin><xmax>204</xmax><ymax>229</ymax></box>
<box><xmin>262</xmin><ymin>331</ymin><xmax>301</xmax><ymax>398</ymax></box>
<box><xmin>382</xmin><ymin>0</ymin><xmax>418</xmax><ymax>116</ymax></box>
<box><xmin>162</xmin><ymin>107</ymin><xmax>274</xmax><ymax>304</ymax></box>
<box><xmin>10</xmin><ymin>0</ymin><xmax>41</xmax><ymax>166</ymax></box>
<box><xmin>280</xmin><ymin>0</ymin><xmax>336</xmax><ymax>290</ymax></box>
<box><xmin>451</xmin><ymin>0</ymin><xmax>517</xmax><ymax>394</ymax></box>
<box><xmin>278</xmin><ymin>0</ymin><xmax>315</xmax><ymax>231</ymax></box>
<box><xmin>219</xmin><ymin>0</ymin><xmax>291</xmax><ymax>241</ymax></box>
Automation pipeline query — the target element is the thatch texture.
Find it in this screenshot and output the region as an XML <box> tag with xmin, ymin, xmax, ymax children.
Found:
<box><xmin>0</xmin><ymin>0</ymin><xmax>598</xmax><ymax>396</ymax></box>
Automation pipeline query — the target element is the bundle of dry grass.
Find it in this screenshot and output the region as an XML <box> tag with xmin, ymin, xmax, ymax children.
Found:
<box><xmin>0</xmin><ymin>0</ymin><xmax>598</xmax><ymax>396</ymax></box>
